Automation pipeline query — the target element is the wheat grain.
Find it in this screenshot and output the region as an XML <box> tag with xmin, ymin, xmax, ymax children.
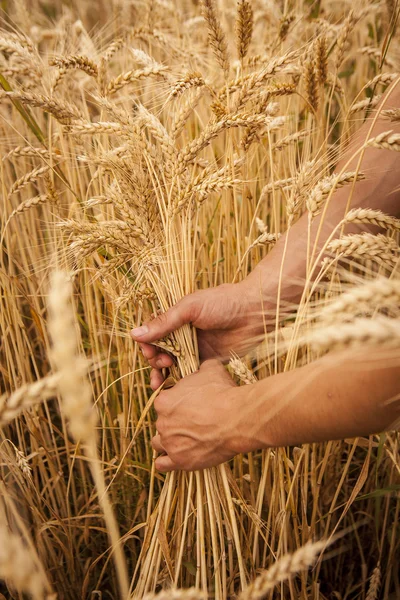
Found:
<box><xmin>107</xmin><ymin>64</ymin><xmax>169</xmax><ymax>94</ymax></box>
<box><xmin>0</xmin><ymin>524</ymin><xmax>48</xmax><ymax>599</ymax></box>
<box><xmin>315</xmin><ymin>35</ymin><xmax>328</xmax><ymax>85</ymax></box>
<box><xmin>236</xmin><ymin>0</ymin><xmax>253</xmax><ymax>61</ymax></box>
<box><xmin>272</xmin><ymin>130</ymin><xmax>309</xmax><ymax>150</ymax></box>
<box><xmin>335</xmin><ymin>11</ymin><xmax>355</xmax><ymax>68</ymax></box>
<box><xmin>327</xmin><ymin>233</ymin><xmax>399</xmax><ymax>265</ymax></box>
<box><xmin>8</xmin><ymin>165</ymin><xmax>51</xmax><ymax>197</ymax></box>
<box><xmin>170</xmin><ymin>88</ymin><xmax>203</xmax><ymax>138</ymax></box>
<box><xmin>170</xmin><ymin>71</ymin><xmax>205</xmax><ymax>98</ymax></box>
<box><xmin>367</xmin><ymin>72</ymin><xmax>399</xmax><ymax>87</ymax></box>
<box><xmin>381</xmin><ymin>108</ymin><xmax>400</xmax><ymax>122</ymax></box>
<box><xmin>342</xmin><ymin>208</ymin><xmax>400</xmax><ymax>231</ymax></box>
<box><xmin>349</xmin><ymin>95</ymin><xmax>381</xmax><ymax>114</ymax></box>
<box><xmin>9</xmin><ymin>193</ymin><xmax>54</xmax><ymax>219</ymax></box>
<box><xmin>366</xmin><ymin>130</ymin><xmax>400</xmax><ymax>152</ymax></box>
<box><xmin>67</xmin><ymin>120</ymin><xmax>122</xmax><ymax>134</ymax></box>
<box><xmin>306</xmin><ymin>172</ymin><xmax>365</xmax><ymax>217</ymax></box>
<box><xmin>1</xmin><ymin>90</ymin><xmax>83</xmax><ymax>122</ymax></box>
<box><xmin>48</xmin><ymin>271</ymin><xmax>97</xmax><ymax>443</ymax></box>
<box><xmin>310</xmin><ymin>316</ymin><xmax>400</xmax><ymax>352</ymax></box>
<box><xmin>50</xmin><ymin>54</ymin><xmax>98</xmax><ymax>77</ymax></box>
<box><xmin>305</xmin><ymin>58</ymin><xmax>319</xmax><ymax>111</ymax></box>
<box><xmin>366</xmin><ymin>564</ymin><xmax>381</xmax><ymax>600</ymax></box>
<box><xmin>239</xmin><ymin>540</ymin><xmax>328</xmax><ymax>600</ymax></box>
<box><xmin>2</xmin><ymin>146</ymin><xmax>52</xmax><ymax>161</ymax></box>
<box><xmin>202</xmin><ymin>0</ymin><xmax>230</xmax><ymax>75</ymax></box>
<box><xmin>102</xmin><ymin>38</ymin><xmax>125</xmax><ymax>61</ymax></box>
<box><xmin>230</xmin><ymin>353</ymin><xmax>257</xmax><ymax>384</ymax></box>
<box><xmin>320</xmin><ymin>278</ymin><xmax>400</xmax><ymax>324</ymax></box>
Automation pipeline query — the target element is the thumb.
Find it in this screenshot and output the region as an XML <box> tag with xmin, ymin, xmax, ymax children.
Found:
<box><xmin>130</xmin><ymin>295</ymin><xmax>197</xmax><ymax>343</ymax></box>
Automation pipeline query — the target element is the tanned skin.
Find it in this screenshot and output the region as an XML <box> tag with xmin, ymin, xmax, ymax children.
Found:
<box><xmin>131</xmin><ymin>84</ymin><xmax>400</xmax><ymax>472</ymax></box>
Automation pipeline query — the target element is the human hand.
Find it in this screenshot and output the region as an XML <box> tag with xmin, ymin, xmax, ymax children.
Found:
<box><xmin>151</xmin><ymin>359</ymin><xmax>243</xmax><ymax>471</ymax></box>
<box><xmin>131</xmin><ymin>281</ymin><xmax>264</xmax><ymax>390</ymax></box>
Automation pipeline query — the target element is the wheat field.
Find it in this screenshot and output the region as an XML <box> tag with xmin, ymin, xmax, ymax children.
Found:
<box><xmin>0</xmin><ymin>0</ymin><xmax>399</xmax><ymax>599</ymax></box>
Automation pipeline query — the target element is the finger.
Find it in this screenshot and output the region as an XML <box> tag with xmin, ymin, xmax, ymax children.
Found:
<box><xmin>148</xmin><ymin>353</ymin><xmax>174</xmax><ymax>369</ymax></box>
<box><xmin>155</xmin><ymin>455</ymin><xmax>176</xmax><ymax>472</ymax></box>
<box><xmin>139</xmin><ymin>342</ymin><xmax>159</xmax><ymax>360</ymax></box>
<box><xmin>150</xmin><ymin>368</ymin><xmax>164</xmax><ymax>390</ymax></box>
<box><xmin>130</xmin><ymin>295</ymin><xmax>198</xmax><ymax>343</ymax></box>
<box><xmin>201</xmin><ymin>358</ymin><xmax>222</xmax><ymax>370</ymax></box>
<box><xmin>151</xmin><ymin>434</ymin><xmax>165</xmax><ymax>454</ymax></box>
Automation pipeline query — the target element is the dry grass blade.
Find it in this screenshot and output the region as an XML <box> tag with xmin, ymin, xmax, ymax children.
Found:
<box><xmin>142</xmin><ymin>589</ymin><xmax>205</xmax><ymax>600</ymax></box>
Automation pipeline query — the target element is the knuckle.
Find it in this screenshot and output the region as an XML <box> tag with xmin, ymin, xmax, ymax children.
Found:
<box><xmin>156</xmin><ymin>418</ymin><xmax>165</xmax><ymax>434</ymax></box>
<box><xmin>154</xmin><ymin>391</ymin><xmax>167</xmax><ymax>413</ymax></box>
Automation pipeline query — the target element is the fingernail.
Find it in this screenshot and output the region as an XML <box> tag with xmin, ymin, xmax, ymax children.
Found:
<box><xmin>131</xmin><ymin>325</ymin><xmax>149</xmax><ymax>338</ymax></box>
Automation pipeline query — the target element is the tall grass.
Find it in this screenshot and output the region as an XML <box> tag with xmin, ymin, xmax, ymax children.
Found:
<box><xmin>0</xmin><ymin>0</ymin><xmax>399</xmax><ymax>599</ymax></box>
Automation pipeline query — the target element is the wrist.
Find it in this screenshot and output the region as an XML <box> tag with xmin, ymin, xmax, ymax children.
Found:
<box><xmin>225</xmin><ymin>383</ymin><xmax>278</xmax><ymax>455</ymax></box>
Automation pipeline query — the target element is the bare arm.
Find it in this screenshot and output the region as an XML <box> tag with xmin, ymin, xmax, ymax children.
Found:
<box><xmin>132</xmin><ymin>84</ymin><xmax>400</xmax><ymax>387</ymax></box>
<box><xmin>245</xmin><ymin>82</ymin><xmax>400</xmax><ymax>310</ymax></box>
<box><xmin>153</xmin><ymin>351</ymin><xmax>400</xmax><ymax>472</ymax></box>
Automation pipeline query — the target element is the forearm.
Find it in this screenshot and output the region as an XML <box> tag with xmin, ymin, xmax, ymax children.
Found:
<box><xmin>243</xmin><ymin>83</ymin><xmax>400</xmax><ymax>308</ymax></box>
<box><xmin>231</xmin><ymin>349</ymin><xmax>400</xmax><ymax>452</ymax></box>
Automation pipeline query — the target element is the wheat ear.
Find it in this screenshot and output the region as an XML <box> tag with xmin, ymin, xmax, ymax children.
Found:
<box><xmin>366</xmin><ymin>130</ymin><xmax>400</xmax><ymax>152</ymax></box>
<box><xmin>202</xmin><ymin>0</ymin><xmax>230</xmax><ymax>76</ymax></box>
<box><xmin>239</xmin><ymin>540</ymin><xmax>328</xmax><ymax>600</ymax></box>
<box><xmin>327</xmin><ymin>233</ymin><xmax>399</xmax><ymax>265</ymax></box>
<box><xmin>341</xmin><ymin>208</ymin><xmax>400</xmax><ymax>231</ymax></box>
<box><xmin>0</xmin><ymin>374</ymin><xmax>60</xmax><ymax>426</ymax></box>
<box><xmin>319</xmin><ymin>278</ymin><xmax>400</xmax><ymax>324</ymax></box>
<box><xmin>236</xmin><ymin>0</ymin><xmax>253</xmax><ymax>61</ymax></box>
